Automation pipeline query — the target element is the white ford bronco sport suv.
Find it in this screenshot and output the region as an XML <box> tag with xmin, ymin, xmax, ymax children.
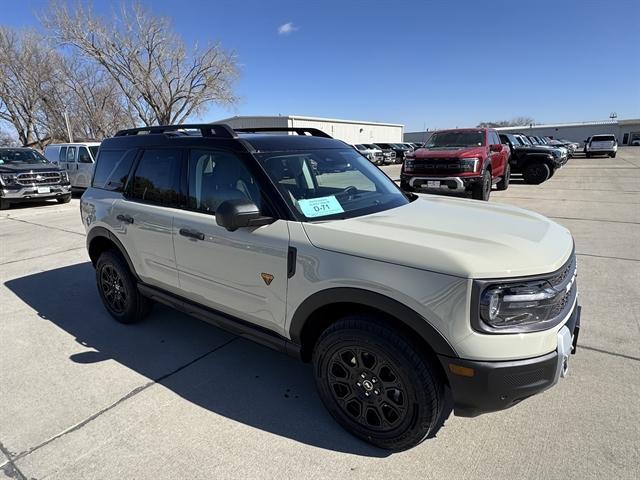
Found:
<box><xmin>81</xmin><ymin>124</ymin><xmax>581</xmax><ymax>451</ymax></box>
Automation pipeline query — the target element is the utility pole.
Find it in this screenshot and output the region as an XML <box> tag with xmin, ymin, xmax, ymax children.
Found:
<box><xmin>64</xmin><ymin>109</ymin><xmax>73</xmax><ymax>143</ymax></box>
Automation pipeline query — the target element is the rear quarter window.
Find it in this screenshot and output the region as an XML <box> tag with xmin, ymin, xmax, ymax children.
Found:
<box><xmin>92</xmin><ymin>150</ymin><xmax>135</xmax><ymax>191</ymax></box>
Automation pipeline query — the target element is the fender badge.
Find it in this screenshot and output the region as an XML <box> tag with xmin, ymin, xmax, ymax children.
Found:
<box><xmin>260</xmin><ymin>273</ymin><xmax>274</xmax><ymax>286</ymax></box>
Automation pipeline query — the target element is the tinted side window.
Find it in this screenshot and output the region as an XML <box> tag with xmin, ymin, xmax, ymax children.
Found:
<box><xmin>58</xmin><ymin>146</ymin><xmax>67</xmax><ymax>162</ymax></box>
<box><xmin>187</xmin><ymin>149</ymin><xmax>261</xmax><ymax>213</ymax></box>
<box><xmin>67</xmin><ymin>147</ymin><xmax>77</xmax><ymax>162</ymax></box>
<box><xmin>78</xmin><ymin>147</ymin><xmax>93</xmax><ymax>163</ymax></box>
<box><xmin>130</xmin><ymin>149</ymin><xmax>182</xmax><ymax>206</ymax></box>
<box><xmin>92</xmin><ymin>150</ymin><xmax>134</xmax><ymax>191</ymax></box>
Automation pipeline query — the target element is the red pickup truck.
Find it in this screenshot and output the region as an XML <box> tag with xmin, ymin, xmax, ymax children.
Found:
<box><xmin>400</xmin><ymin>128</ymin><xmax>510</xmax><ymax>200</ymax></box>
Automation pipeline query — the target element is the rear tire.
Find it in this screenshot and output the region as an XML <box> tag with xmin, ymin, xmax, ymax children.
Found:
<box><xmin>523</xmin><ymin>163</ymin><xmax>550</xmax><ymax>184</ymax></box>
<box><xmin>0</xmin><ymin>198</ymin><xmax>9</xmax><ymax>210</ymax></box>
<box><xmin>496</xmin><ymin>164</ymin><xmax>510</xmax><ymax>191</ymax></box>
<box><xmin>471</xmin><ymin>169</ymin><xmax>491</xmax><ymax>200</ymax></box>
<box><xmin>313</xmin><ymin>316</ymin><xmax>444</xmax><ymax>451</ymax></box>
<box><xmin>57</xmin><ymin>194</ymin><xmax>72</xmax><ymax>204</ymax></box>
<box><xmin>96</xmin><ymin>250</ymin><xmax>151</xmax><ymax>324</ymax></box>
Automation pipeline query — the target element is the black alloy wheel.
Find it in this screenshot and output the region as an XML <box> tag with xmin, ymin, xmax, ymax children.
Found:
<box><xmin>313</xmin><ymin>316</ymin><xmax>443</xmax><ymax>451</ymax></box>
<box><xmin>96</xmin><ymin>250</ymin><xmax>151</xmax><ymax>324</ymax></box>
<box><xmin>471</xmin><ymin>169</ymin><xmax>492</xmax><ymax>200</ymax></box>
<box><xmin>327</xmin><ymin>347</ymin><xmax>409</xmax><ymax>433</ymax></box>
<box><xmin>496</xmin><ymin>164</ymin><xmax>510</xmax><ymax>191</ymax></box>
<box><xmin>522</xmin><ymin>162</ymin><xmax>550</xmax><ymax>185</ymax></box>
<box><xmin>100</xmin><ymin>264</ymin><xmax>128</xmax><ymax>314</ymax></box>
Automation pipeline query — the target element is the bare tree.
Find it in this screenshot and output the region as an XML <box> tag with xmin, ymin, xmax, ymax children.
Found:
<box><xmin>0</xmin><ymin>28</ymin><xmax>57</xmax><ymax>148</ymax></box>
<box><xmin>0</xmin><ymin>126</ymin><xmax>19</xmax><ymax>147</ymax></box>
<box><xmin>46</xmin><ymin>2</ymin><xmax>239</xmax><ymax>126</ymax></box>
<box><xmin>57</xmin><ymin>55</ymin><xmax>136</xmax><ymax>139</ymax></box>
<box><xmin>477</xmin><ymin>117</ymin><xmax>536</xmax><ymax>128</ymax></box>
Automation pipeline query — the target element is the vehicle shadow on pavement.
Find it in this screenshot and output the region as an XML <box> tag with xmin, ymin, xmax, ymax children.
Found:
<box><xmin>5</xmin><ymin>262</ymin><xmax>432</xmax><ymax>457</ymax></box>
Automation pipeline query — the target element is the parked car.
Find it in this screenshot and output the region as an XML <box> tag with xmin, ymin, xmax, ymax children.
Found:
<box><xmin>0</xmin><ymin>147</ymin><xmax>71</xmax><ymax>210</ymax></box>
<box><xmin>515</xmin><ymin>134</ymin><xmax>568</xmax><ymax>165</ymax></box>
<box><xmin>584</xmin><ymin>134</ymin><xmax>618</xmax><ymax>158</ymax></box>
<box><xmin>82</xmin><ymin>123</ymin><xmax>580</xmax><ymax>451</ymax></box>
<box><xmin>401</xmin><ymin>128</ymin><xmax>510</xmax><ymax>200</ymax></box>
<box><xmin>354</xmin><ymin>144</ymin><xmax>384</xmax><ymax>165</ymax></box>
<box><xmin>539</xmin><ymin>137</ymin><xmax>577</xmax><ymax>156</ymax></box>
<box><xmin>44</xmin><ymin>142</ymin><xmax>101</xmax><ymax>189</ymax></box>
<box><xmin>499</xmin><ymin>134</ymin><xmax>564</xmax><ymax>184</ymax></box>
<box><xmin>631</xmin><ymin>138</ymin><xmax>640</xmax><ymax>146</ymax></box>
<box><xmin>375</xmin><ymin>143</ymin><xmax>407</xmax><ymax>164</ymax></box>
<box><xmin>361</xmin><ymin>143</ymin><xmax>395</xmax><ymax>164</ymax></box>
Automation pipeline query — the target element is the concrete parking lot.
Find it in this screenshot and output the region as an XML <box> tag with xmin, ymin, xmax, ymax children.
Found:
<box><xmin>1</xmin><ymin>149</ymin><xmax>639</xmax><ymax>479</ymax></box>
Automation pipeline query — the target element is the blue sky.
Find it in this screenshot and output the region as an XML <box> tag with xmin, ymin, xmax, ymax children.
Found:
<box><xmin>4</xmin><ymin>0</ymin><xmax>640</xmax><ymax>130</ymax></box>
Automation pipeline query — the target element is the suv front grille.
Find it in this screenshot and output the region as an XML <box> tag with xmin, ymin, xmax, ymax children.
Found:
<box><xmin>413</xmin><ymin>159</ymin><xmax>465</xmax><ymax>174</ymax></box>
<box><xmin>16</xmin><ymin>171</ymin><xmax>62</xmax><ymax>186</ymax></box>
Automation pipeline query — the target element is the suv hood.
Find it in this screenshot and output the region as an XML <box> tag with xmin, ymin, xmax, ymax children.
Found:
<box><xmin>302</xmin><ymin>195</ymin><xmax>573</xmax><ymax>279</ymax></box>
<box><xmin>414</xmin><ymin>146</ymin><xmax>485</xmax><ymax>158</ymax></box>
<box><xmin>0</xmin><ymin>163</ymin><xmax>62</xmax><ymax>174</ymax></box>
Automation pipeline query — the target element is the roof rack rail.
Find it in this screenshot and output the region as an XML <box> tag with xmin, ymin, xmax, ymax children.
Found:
<box><xmin>114</xmin><ymin>124</ymin><xmax>236</xmax><ymax>138</ymax></box>
<box><xmin>234</xmin><ymin>127</ymin><xmax>333</xmax><ymax>138</ymax></box>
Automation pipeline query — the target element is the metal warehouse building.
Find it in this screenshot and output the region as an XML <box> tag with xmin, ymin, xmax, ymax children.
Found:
<box><xmin>404</xmin><ymin>119</ymin><xmax>640</xmax><ymax>145</ymax></box>
<box><xmin>216</xmin><ymin>115</ymin><xmax>404</xmax><ymax>145</ymax></box>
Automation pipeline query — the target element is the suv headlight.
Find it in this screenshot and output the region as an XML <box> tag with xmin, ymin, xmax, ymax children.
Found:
<box><xmin>404</xmin><ymin>159</ymin><xmax>415</xmax><ymax>172</ymax></box>
<box><xmin>0</xmin><ymin>173</ymin><xmax>18</xmax><ymax>186</ymax></box>
<box><xmin>473</xmin><ymin>254</ymin><xmax>577</xmax><ymax>333</ymax></box>
<box><xmin>460</xmin><ymin>158</ymin><xmax>479</xmax><ymax>172</ymax></box>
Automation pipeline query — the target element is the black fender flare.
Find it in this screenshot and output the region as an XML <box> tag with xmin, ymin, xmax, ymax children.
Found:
<box><xmin>86</xmin><ymin>226</ymin><xmax>139</xmax><ymax>279</ymax></box>
<box><xmin>289</xmin><ymin>287</ymin><xmax>457</xmax><ymax>357</ymax></box>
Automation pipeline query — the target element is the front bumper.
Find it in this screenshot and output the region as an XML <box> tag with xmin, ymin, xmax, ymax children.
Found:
<box><xmin>438</xmin><ymin>305</ymin><xmax>581</xmax><ymax>417</ymax></box>
<box><xmin>400</xmin><ymin>174</ymin><xmax>481</xmax><ymax>192</ymax></box>
<box><xmin>1</xmin><ymin>184</ymin><xmax>71</xmax><ymax>201</ymax></box>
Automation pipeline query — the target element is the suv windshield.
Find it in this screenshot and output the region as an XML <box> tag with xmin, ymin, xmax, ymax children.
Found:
<box><xmin>256</xmin><ymin>148</ymin><xmax>409</xmax><ymax>221</ymax></box>
<box><xmin>592</xmin><ymin>135</ymin><xmax>615</xmax><ymax>142</ymax></box>
<box><xmin>426</xmin><ymin>131</ymin><xmax>485</xmax><ymax>148</ymax></box>
<box><xmin>0</xmin><ymin>149</ymin><xmax>49</xmax><ymax>165</ymax></box>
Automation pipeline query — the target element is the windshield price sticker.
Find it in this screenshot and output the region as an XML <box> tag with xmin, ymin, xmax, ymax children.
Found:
<box><xmin>298</xmin><ymin>195</ymin><xmax>345</xmax><ymax>218</ymax></box>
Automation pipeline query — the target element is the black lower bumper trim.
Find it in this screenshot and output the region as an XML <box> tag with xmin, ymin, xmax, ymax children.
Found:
<box><xmin>438</xmin><ymin>350</ymin><xmax>558</xmax><ymax>417</ymax></box>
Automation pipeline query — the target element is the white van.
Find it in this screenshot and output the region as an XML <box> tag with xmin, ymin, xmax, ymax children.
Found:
<box><xmin>44</xmin><ymin>142</ymin><xmax>101</xmax><ymax>189</ymax></box>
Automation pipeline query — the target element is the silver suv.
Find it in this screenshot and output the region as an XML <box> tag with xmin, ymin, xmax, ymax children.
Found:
<box><xmin>81</xmin><ymin>124</ymin><xmax>581</xmax><ymax>450</ymax></box>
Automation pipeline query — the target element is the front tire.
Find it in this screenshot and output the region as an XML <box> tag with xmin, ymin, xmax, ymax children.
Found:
<box><xmin>0</xmin><ymin>198</ymin><xmax>9</xmax><ymax>210</ymax></box>
<box><xmin>57</xmin><ymin>194</ymin><xmax>72</xmax><ymax>204</ymax></box>
<box><xmin>610</xmin><ymin>152</ymin><xmax>616</xmax><ymax>158</ymax></box>
<box><xmin>313</xmin><ymin>316</ymin><xmax>444</xmax><ymax>451</ymax></box>
<box><xmin>471</xmin><ymin>169</ymin><xmax>491</xmax><ymax>200</ymax></box>
<box><xmin>496</xmin><ymin>164</ymin><xmax>510</xmax><ymax>191</ymax></box>
<box><xmin>523</xmin><ymin>163</ymin><xmax>550</xmax><ymax>184</ymax></box>
<box><xmin>96</xmin><ymin>250</ymin><xmax>151</xmax><ymax>324</ymax></box>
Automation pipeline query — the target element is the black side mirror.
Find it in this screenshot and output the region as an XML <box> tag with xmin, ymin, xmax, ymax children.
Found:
<box><xmin>215</xmin><ymin>199</ymin><xmax>274</xmax><ymax>232</ymax></box>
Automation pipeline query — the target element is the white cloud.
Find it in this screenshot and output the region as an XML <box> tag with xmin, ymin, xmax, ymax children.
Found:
<box><xmin>277</xmin><ymin>22</ymin><xmax>299</xmax><ymax>35</ymax></box>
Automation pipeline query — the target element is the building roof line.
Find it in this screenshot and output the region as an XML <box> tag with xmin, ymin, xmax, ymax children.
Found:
<box><xmin>215</xmin><ymin>114</ymin><xmax>404</xmax><ymax>128</ymax></box>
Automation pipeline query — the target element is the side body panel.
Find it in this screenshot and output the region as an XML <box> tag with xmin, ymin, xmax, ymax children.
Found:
<box><xmin>173</xmin><ymin>212</ymin><xmax>291</xmax><ymax>336</ymax></box>
<box><xmin>110</xmin><ymin>198</ymin><xmax>179</xmax><ymax>290</ymax></box>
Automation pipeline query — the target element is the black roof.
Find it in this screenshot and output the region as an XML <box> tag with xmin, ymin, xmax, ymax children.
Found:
<box><xmin>103</xmin><ymin>123</ymin><xmax>349</xmax><ymax>153</ymax></box>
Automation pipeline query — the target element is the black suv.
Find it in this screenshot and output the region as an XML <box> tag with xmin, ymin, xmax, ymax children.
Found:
<box><xmin>0</xmin><ymin>148</ymin><xmax>71</xmax><ymax>210</ymax></box>
<box><xmin>499</xmin><ymin>134</ymin><xmax>564</xmax><ymax>184</ymax></box>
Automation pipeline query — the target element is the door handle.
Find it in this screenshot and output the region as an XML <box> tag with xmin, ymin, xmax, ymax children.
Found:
<box><xmin>179</xmin><ymin>228</ymin><xmax>205</xmax><ymax>241</ymax></box>
<box><xmin>116</xmin><ymin>214</ymin><xmax>134</xmax><ymax>224</ymax></box>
